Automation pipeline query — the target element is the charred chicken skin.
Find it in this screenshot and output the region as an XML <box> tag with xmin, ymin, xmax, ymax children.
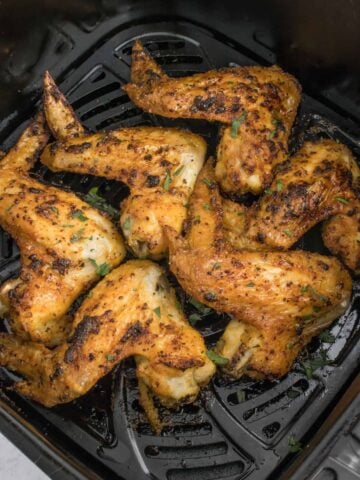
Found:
<box><xmin>166</xmin><ymin>161</ymin><xmax>352</xmax><ymax>379</ymax></box>
<box><xmin>41</xmin><ymin>72</ymin><xmax>206</xmax><ymax>259</ymax></box>
<box><xmin>0</xmin><ymin>260</ymin><xmax>215</xmax><ymax>410</ymax></box>
<box><xmin>224</xmin><ymin>139</ymin><xmax>360</xmax><ymax>274</ymax></box>
<box><xmin>123</xmin><ymin>40</ymin><xmax>301</xmax><ymax>195</ymax></box>
<box><xmin>0</xmin><ymin>114</ymin><xmax>125</xmax><ymax>345</ymax></box>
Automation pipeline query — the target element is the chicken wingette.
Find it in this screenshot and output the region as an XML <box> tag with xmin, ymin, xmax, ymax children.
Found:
<box><xmin>41</xmin><ymin>72</ymin><xmax>206</xmax><ymax>259</ymax></box>
<box><xmin>0</xmin><ymin>260</ymin><xmax>215</xmax><ymax>415</ymax></box>
<box><xmin>0</xmin><ymin>113</ymin><xmax>125</xmax><ymax>346</ymax></box>
<box><xmin>123</xmin><ymin>40</ymin><xmax>301</xmax><ymax>195</ymax></box>
<box><xmin>166</xmin><ymin>161</ymin><xmax>352</xmax><ymax>378</ymax></box>
<box><xmin>223</xmin><ymin>140</ymin><xmax>360</xmax><ymax>274</ymax></box>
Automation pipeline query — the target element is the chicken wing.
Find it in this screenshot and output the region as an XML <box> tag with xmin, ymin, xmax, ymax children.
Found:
<box><xmin>123</xmin><ymin>40</ymin><xmax>301</xmax><ymax>194</ymax></box>
<box><xmin>41</xmin><ymin>72</ymin><xmax>206</xmax><ymax>259</ymax></box>
<box><xmin>0</xmin><ymin>260</ymin><xmax>215</xmax><ymax>413</ymax></box>
<box><xmin>0</xmin><ymin>114</ymin><xmax>125</xmax><ymax>345</ymax></box>
<box><xmin>166</xmin><ymin>161</ymin><xmax>352</xmax><ymax>378</ymax></box>
<box><xmin>224</xmin><ymin>139</ymin><xmax>360</xmax><ymax>273</ymax></box>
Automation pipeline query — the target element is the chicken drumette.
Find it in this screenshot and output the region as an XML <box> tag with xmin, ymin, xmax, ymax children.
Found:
<box><xmin>0</xmin><ymin>114</ymin><xmax>125</xmax><ymax>345</ymax></box>
<box><xmin>166</xmin><ymin>161</ymin><xmax>352</xmax><ymax>379</ymax></box>
<box><xmin>41</xmin><ymin>72</ymin><xmax>206</xmax><ymax>259</ymax></box>
<box><xmin>123</xmin><ymin>40</ymin><xmax>301</xmax><ymax>195</ymax></box>
<box><xmin>0</xmin><ymin>260</ymin><xmax>215</xmax><ymax>431</ymax></box>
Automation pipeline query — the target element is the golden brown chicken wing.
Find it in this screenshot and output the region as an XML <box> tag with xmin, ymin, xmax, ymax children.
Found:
<box><xmin>224</xmin><ymin>139</ymin><xmax>360</xmax><ymax>273</ymax></box>
<box><xmin>41</xmin><ymin>72</ymin><xmax>206</xmax><ymax>259</ymax></box>
<box><xmin>123</xmin><ymin>40</ymin><xmax>301</xmax><ymax>194</ymax></box>
<box><xmin>0</xmin><ymin>114</ymin><xmax>125</xmax><ymax>345</ymax></box>
<box><xmin>0</xmin><ymin>260</ymin><xmax>215</xmax><ymax>412</ymax></box>
<box><xmin>166</xmin><ymin>161</ymin><xmax>352</xmax><ymax>378</ymax></box>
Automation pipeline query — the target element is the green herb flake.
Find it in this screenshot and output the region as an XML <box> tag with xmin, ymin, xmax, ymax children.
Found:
<box><xmin>106</xmin><ymin>353</ymin><xmax>115</xmax><ymax>362</ymax></box>
<box><xmin>72</xmin><ymin>210</ymin><xmax>88</xmax><ymax>222</ymax></box>
<box><xmin>61</xmin><ymin>224</ymin><xmax>75</xmax><ymax>228</ymax></box>
<box><xmin>5</xmin><ymin>203</ymin><xmax>15</xmax><ymax>213</ymax></box>
<box><xmin>50</xmin><ymin>206</ymin><xmax>59</xmax><ymax>215</ymax></box>
<box><xmin>288</xmin><ymin>434</ymin><xmax>302</xmax><ymax>453</ymax></box>
<box><xmin>70</xmin><ymin>228</ymin><xmax>85</xmax><ymax>243</ymax></box>
<box><xmin>89</xmin><ymin>258</ymin><xmax>111</xmax><ymax>277</ymax></box>
<box><xmin>189</xmin><ymin>297</ymin><xmax>212</xmax><ymax>316</ymax></box>
<box><xmin>173</xmin><ymin>165</ymin><xmax>185</xmax><ymax>177</ymax></box>
<box><xmin>203</xmin><ymin>203</ymin><xmax>212</xmax><ymax>211</ymax></box>
<box><xmin>212</xmin><ymin>262</ymin><xmax>221</xmax><ymax>270</ymax></box>
<box><xmin>269</xmin><ymin>118</ymin><xmax>280</xmax><ymax>140</ymax></box>
<box><xmin>283</xmin><ymin>229</ymin><xmax>293</xmax><ymax>237</ymax></box>
<box><xmin>318</xmin><ymin>330</ymin><xmax>335</xmax><ymax>343</ymax></box>
<box><xmin>189</xmin><ymin>313</ymin><xmax>201</xmax><ymax>325</ymax></box>
<box><xmin>230</xmin><ymin>111</ymin><xmax>247</xmax><ymax>138</ymax></box>
<box><xmin>206</xmin><ymin>349</ymin><xmax>229</xmax><ymax>366</ymax></box>
<box><xmin>237</xmin><ymin>390</ymin><xmax>246</xmax><ymax>403</ymax></box>
<box><xmin>202</xmin><ymin>178</ymin><xmax>215</xmax><ymax>187</ymax></box>
<box><xmin>246</xmin><ymin>282</ymin><xmax>255</xmax><ymax>287</ymax></box>
<box><xmin>163</xmin><ymin>172</ymin><xmax>172</xmax><ymax>191</ymax></box>
<box><xmin>301</xmin><ymin>350</ymin><xmax>332</xmax><ymax>379</ymax></box>
<box><xmin>122</xmin><ymin>217</ymin><xmax>132</xmax><ymax>230</ymax></box>
<box><xmin>276</xmin><ymin>179</ymin><xmax>284</xmax><ymax>192</ymax></box>
<box><xmin>300</xmin><ymin>314</ymin><xmax>313</xmax><ymax>323</ymax></box>
<box><xmin>335</xmin><ymin>196</ymin><xmax>349</xmax><ymax>205</ymax></box>
<box><xmin>264</xmin><ymin>188</ymin><xmax>273</xmax><ymax>196</ymax></box>
<box><xmin>153</xmin><ymin>306</ymin><xmax>161</xmax><ymax>318</ymax></box>
<box><xmin>84</xmin><ymin>187</ymin><xmax>119</xmax><ymax>218</ymax></box>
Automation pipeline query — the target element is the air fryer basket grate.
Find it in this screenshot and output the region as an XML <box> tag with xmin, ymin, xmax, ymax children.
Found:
<box><xmin>0</xmin><ymin>17</ymin><xmax>359</xmax><ymax>480</ymax></box>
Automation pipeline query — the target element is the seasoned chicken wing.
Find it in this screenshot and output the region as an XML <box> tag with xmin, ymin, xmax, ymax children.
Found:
<box><xmin>123</xmin><ymin>40</ymin><xmax>301</xmax><ymax>194</ymax></box>
<box><xmin>0</xmin><ymin>114</ymin><xmax>125</xmax><ymax>345</ymax></box>
<box><xmin>0</xmin><ymin>260</ymin><xmax>215</xmax><ymax>413</ymax></box>
<box><xmin>41</xmin><ymin>72</ymin><xmax>206</xmax><ymax>259</ymax></box>
<box><xmin>166</xmin><ymin>161</ymin><xmax>352</xmax><ymax>378</ymax></box>
<box><xmin>224</xmin><ymin>140</ymin><xmax>360</xmax><ymax>273</ymax></box>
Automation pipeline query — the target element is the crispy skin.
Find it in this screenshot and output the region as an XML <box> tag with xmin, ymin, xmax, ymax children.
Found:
<box><xmin>323</xmin><ymin>213</ymin><xmax>360</xmax><ymax>275</ymax></box>
<box><xmin>166</xmin><ymin>161</ymin><xmax>352</xmax><ymax>378</ymax></box>
<box><xmin>41</xmin><ymin>73</ymin><xmax>206</xmax><ymax>259</ymax></box>
<box><xmin>225</xmin><ymin>140</ymin><xmax>360</xmax><ymax>273</ymax></box>
<box><xmin>0</xmin><ymin>115</ymin><xmax>125</xmax><ymax>345</ymax></box>
<box><xmin>0</xmin><ymin>260</ymin><xmax>215</xmax><ymax>407</ymax></box>
<box><xmin>124</xmin><ymin>40</ymin><xmax>301</xmax><ymax>194</ymax></box>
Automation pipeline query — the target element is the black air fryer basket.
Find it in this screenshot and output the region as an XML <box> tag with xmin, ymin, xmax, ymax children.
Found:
<box><xmin>0</xmin><ymin>1</ymin><xmax>359</xmax><ymax>479</ymax></box>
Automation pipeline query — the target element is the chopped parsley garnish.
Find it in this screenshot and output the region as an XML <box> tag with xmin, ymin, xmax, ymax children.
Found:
<box><xmin>189</xmin><ymin>313</ymin><xmax>201</xmax><ymax>325</ymax></box>
<box><xmin>288</xmin><ymin>434</ymin><xmax>302</xmax><ymax>453</ymax></box>
<box><xmin>237</xmin><ymin>390</ymin><xmax>246</xmax><ymax>403</ymax></box>
<box><xmin>50</xmin><ymin>206</ymin><xmax>59</xmax><ymax>215</ymax></box>
<box><xmin>212</xmin><ymin>262</ymin><xmax>221</xmax><ymax>270</ymax></box>
<box><xmin>72</xmin><ymin>210</ymin><xmax>88</xmax><ymax>222</ymax></box>
<box><xmin>70</xmin><ymin>228</ymin><xmax>85</xmax><ymax>243</ymax></box>
<box><xmin>264</xmin><ymin>188</ymin><xmax>273</xmax><ymax>196</ymax></box>
<box><xmin>246</xmin><ymin>282</ymin><xmax>255</xmax><ymax>287</ymax></box>
<box><xmin>106</xmin><ymin>353</ymin><xmax>115</xmax><ymax>362</ymax></box>
<box><xmin>153</xmin><ymin>306</ymin><xmax>161</xmax><ymax>318</ymax></box>
<box><xmin>206</xmin><ymin>350</ymin><xmax>229</xmax><ymax>366</ymax></box>
<box><xmin>230</xmin><ymin>111</ymin><xmax>247</xmax><ymax>138</ymax></box>
<box><xmin>284</xmin><ymin>229</ymin><xmax>293</xmax><ymax>237</ymax></box>
<box><xmin>276</xmin><ymin>179</ymin><xmax>284</xmax><ymax>192</ymax></box>
<box><xmin>301</xmin><ymin>350</ymin><xmax>332</xmax><ymax>379</ymax></box>
<box><xmin>84</xmin><ymin>187</ymin><xmax>118</xmax><ymax>218</ymax></box>
<box><xmin>335</xmin><ymin>196</ymin><xmax>349</xmax><ymax>205</ymax></box>
<box><xmin>189</xmin><ymin>297</ymin><xmax>212</xmax><ymax>316</ymax></box>
<box><xmin>61</xmin><ymin>224</ymin><xmax>75</xmax><ymax>228</ymax></box>
<box><xmin>163</xmin><ymin>172</ymin><xmax>172</xmax><ymax>191</ymax></box>
<box><xmin>173</xmin><ymin>165</ymin><xmax>185</xmax><ymax>176</ymax></box>
<box><xmin>300</xmin><ymin>314</ymin><xmax>313</xmax><ymax>322</ymax></box>
<box><xmin>269</xmin><ymin>117</ymin><xmax>280</xmax><ymax>139</ymax></box>
<box><xmin>89</xmin><ymin>258</ymin><xmax>111</xmax><ymax>277</ymax></box>
<box><xmin>318</xmin><ymin>330</ymin><xmax>335</xmax><ymax>343</ymax></box>
<box><xmin>300</xmin><ymin>285</ymin><xmax>328</xmax><ymax>304</ymax></box>
<box><xmin>203</xmin><ymin>203</ymin><xmax>212</xmax><ymax>210</ymax></box>
<box><xmin>202</xmin><ymin>178</ymin><xmax>215</xmax><ymax>187</ymax></box>
<box><xmin>122</xmin><ymin>217</ymin><xmax>132</xmax><ymax>230</ymax></box>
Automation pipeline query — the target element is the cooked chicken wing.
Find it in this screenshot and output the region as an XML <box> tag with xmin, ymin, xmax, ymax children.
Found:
<box><xmin>123</xmin><ymin>40</ymin><xmax>301</xmax><ymax>194</ymax></box>
<box><xmin>41</xmin><ymin>72</ymin><xmax>206</xmax><ymax>259</ymax></box>
<box><xmin>166</xmin><ymin>161</ymin><xmax>352</xmax><ymax>378</ymax></box>
<box><xmin>0</xmin><ymin>260</ymin><xmax>215</xmax><ymax>413</ymax></box>
<box><xmin>0</xmin><ymin>114</ymin><xmax>125</xmax><ymax>345</ymax></box>
<box><xmin>224</xmin><ymin>140</ymin><xmax>360</xmax><ymax>273</ymax></box>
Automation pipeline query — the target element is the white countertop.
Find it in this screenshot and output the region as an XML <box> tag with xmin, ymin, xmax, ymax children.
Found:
<box><xmin>0</xmin><ymin>432</ymin><xmax>49</xmax><ymax>480</ymax></box>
